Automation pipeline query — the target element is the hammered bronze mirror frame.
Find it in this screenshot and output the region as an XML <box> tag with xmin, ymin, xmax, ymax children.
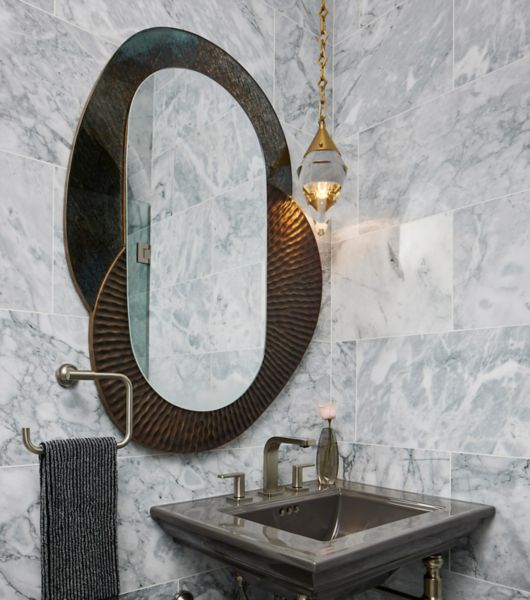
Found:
<box><xmin>65</xmin><ymin>27</ymin><xmax>322</xmax><ymax>452</ymax></box>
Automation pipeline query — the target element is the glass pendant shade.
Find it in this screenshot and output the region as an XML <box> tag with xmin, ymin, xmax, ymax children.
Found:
<box><xmin>298</xmin><ymin>123</ymin><xmax>347</xmax><ymax>236</ymax></box>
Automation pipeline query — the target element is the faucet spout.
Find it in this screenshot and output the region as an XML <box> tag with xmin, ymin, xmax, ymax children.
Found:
<box><xmin>262</xmin><ymin>436</ymin><xmax>316</xmax><ymax>496</ymax></box>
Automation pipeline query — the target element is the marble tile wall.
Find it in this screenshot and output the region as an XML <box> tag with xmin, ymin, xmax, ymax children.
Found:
<box><xmin>0</xmin><ymin>0</ymin><xmax>333</xmax><ymax>599</ymax></box>
<box><xmin>331</xmin><ymin>0</ymin><xmax>530</xmax><ymax>597</ymax></box>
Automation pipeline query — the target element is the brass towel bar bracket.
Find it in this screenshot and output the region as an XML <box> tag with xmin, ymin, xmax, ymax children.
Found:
<box><xmin>22</xmin><ymin>363</ymin><xmax>134</xmax><ymax>455</ymax></box>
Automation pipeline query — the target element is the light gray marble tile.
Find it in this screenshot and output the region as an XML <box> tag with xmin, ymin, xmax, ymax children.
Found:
<box><xmin>334</xmin><ymin>0</ymin><xmax>360</xmax><ymax>44</ymax></box>
<box><xmin>120</xmin><ymin>580</ymin><xmax>179</xmax><ymax>600</ymax></box>
<box><xmin>452</xmin><ymin>453</ymin><xmax>530</xmax><ymax>592</ymax></box>
<box><xmin>359</xmin><ymin>54</ymin><xmax>530</xmax><ymax>229</ymax></box>
<box><xmin>332</xmin><ymin>213</ymin><xmax>452</xmax><ymax>340</ymax></box>
<box><xmin>211</xmin><ymin>177</ymin><xmax>267</xmax><ymax>274</ymax></box>
<box><xmin>229</xmin><ymin>341</ymin><xmax>331</xmax><ymax>448</ymax></box>
<box><xmin>26</xmin><ymin>0</ymin><xmax>54</xmax><ymax>12</ymax></box>
<box><xmin>330</xmin><ymin>135</ymin><xmax>359</xmax><ymax>243</ymax></box>
<box><xmin>56</xmin><ymin>0</ymin><xmax>274</xmax><ymax>100</ymax></box>
<box><xmin>275</xmin><ymin>13</ymin><xmax>331</xmax><ymax>134</ymax></box>
<box><xmin>178</xmin><ymin>568</ymin><xmax>237</xmax><ymax>600</ymax></box>
<box><xmin>150</xmin><ymin>201</ymin><xmax>211</xmax><ymax>288</ymax></box>
<box><xmin>314</xmin><ymin>266</ymin><xmax>331</xmax><ymax>342</ymax></box>
<box><xmin>267</xmin><ymin>0</ymin><xmax>324</xmax><ymax>36</ymax></box>
<box><xmin>0</xmin><ymin>0</ymin><xmax>114</xmax><ymax>165</ymax></box>
<box><xmin>0</xmin><ymin>152</ymin><xmax>53</xmax><ymax>313</ymax></box>
<box><xmin>331</xmin><ymin>341</ymin><xmax>356</xmax><ymax>441</ymax></box>
<box><xmin>53</xmin><ymin>167</ymin><xmax>87</xmax><ymax>317</ymax></box>
<box><xmin>444</xmin><ymin>571</ymin><xmax>530</xmax><ymax>600</ymax></box>
<box><xmin>454</xmin><ymin>193</ymin><xmax>530</xmax><ymax>330</ymax></box>
<box><xmin>455</xmin><ymin>0</ymin><xmax>530</xmax><ymax>86</ymax></box>
<box><xmin>359</xmin><ymin>0</ymin><xmax>403</xmax><ymax>27</ymax></box>
<box><xmin>150</xmin><ymin>148</ymin><xmax>173</xmax><ymax>223</ymax></box>
<box><xmin>334</xmin><ymin>0</ymin><xmax>452</xmax><ymax>137</ymax></box>
<box><xmin>0</xmin><ymin>310</ymin><xmax>129</xmax><ymax>466</ymax></box>
<box><xmin>340</xmin><ymin>443</ymin><xmax>451</xmax><ymax>496</ymax></box>
<box><xmin>208</xmin><ymin>263</ymin><xmax>265</xmax><ymax>353</ymax></box>
<box><xmin>357</xmin><ymin>325</ymin><xmax>530</xmax><ymax>456</ymax></box>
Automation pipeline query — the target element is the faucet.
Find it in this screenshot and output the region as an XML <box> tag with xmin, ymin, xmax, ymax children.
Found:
<box><xmin>261</xmin><ymin>436</ymin><xmax>316</xmax><ymax>496</ymax></box>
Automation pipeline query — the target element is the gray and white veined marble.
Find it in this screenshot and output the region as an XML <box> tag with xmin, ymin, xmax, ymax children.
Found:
<box><xmin>267</xmin><ymin>0</ymin><xmax>326</xmax><ymax>37</ymax></box>
<box><xmin>454</xmin><ymin>0</ymin><xmax>530</xmax><ymax>86</ymax></box>
<box><xmin>443</xmin><ymin>572</ymin><xmax>530</xmax><ymax>600</ymax></box>
<box><xmin>454</xmin><ymin>192</ymin><xmax>530</xmax><ymax>330</ymax></box>
<box><xmin>359</xmin><ymin>0</ymin><xmax>402</xmax><ymax>27</ymax></box>
<box><xmin>334</xmin><ymin>0</ymin><xmax>360</xmax><ymax>44</ymax></box>
<box><xmin>359</xmin><ymin>54</ymin><xmax>530</xmax><ymax>229</ymax></box>
<box><xmin>451</xmin><ymin>453</ymin><xmax>530</xmax><ymax>592</ymax></box>
<box><xmin>211</xmin><ymin>176</ymin><xmax>267</xmax><ymax>274</ymax></box>
<box><xmin>56</xmin><ymin>0</ymin><xmax>274</xmax><ymax>101</ymax></box>
<box><xmin>0</xmin><ymin>151</ymin><xmax>53</xmax><ymax>313</ymax></box>
<box><xmin>334</xmin><ymin>0</ymin><xmax>452</xmax><ymax>137</ymax></box>
<box><xmin>150</xmin><ymin>149</ymin><xmax>173</xmax><ymax>223</ymax></box>
<box><xmin>230</xmin><ymin>340</ymin><xmax>331</xmax><ymax>448</ymax></box>
<box><xmin>356</xmin><ymin>325</ymin><xmax>530</xmax><ymax>456</ymax></box>
<box><xmin>208</xmin><ymin>263</ymin><xmax>265</xmax><ymax>353</ymax></box>
<box><xmin>0</xmin><ymin>0</ymin><xmax>114</xmax><ymax>165</ymax></box>
<box><xmin>152</xmin><ymin>69</ymin><xmax>236</xmax><ymax>159</ymax></box>
<box><xmin>210</xmin><ymin>349</ymin><xmax>264</xmax><ymax>405</ymax></box>
<box><xmin>0</xmin><ymin>310</ymin><xmax>128</xmax><ymax>466</ymax></box>
<box><xmin>340</xmin><ymin>443</ymin><xmax>451</xmax><ymax>497</ymax></box>
<box><xmin>314</xmin><ymin>267</ymin><xmax>331</xmax><ymax>342</ymax></box>
<box><xmin>274</xmin><ymin>12</ymin><xmax>329</xmax><ymax>134</ymax></box>
<box><xmin>25</xmin><ymin>0</ymin><xmax>54</xmax><ymax>13</ymax></box>
<box><xmin>53</xmin><ymin>167</ymin><xmax>87</xmax><ymax>317</ymax></box>
<box><xmin>120</xmin><ymin>580</ymin><xmax>179</xmax><ymax>600</ymax></box>
<box><xmin>149</xmin><ymin>201</ymin><xmax>212</xmax><ymax>288</ymax></box>
<box><xmin>331</xmin><ymin>341</ymin><xmax>356</xmax><ymax>442</ymax></box>
<box><xmin>332</xmin><ymin>213</ymin><xmax>452</xmax><ymax>340</ymax></box>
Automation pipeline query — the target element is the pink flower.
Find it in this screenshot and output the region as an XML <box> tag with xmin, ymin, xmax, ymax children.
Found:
<box><xmin>319</xmin><ymin>402</ymin><xmax>336</xmax><ymax>421</ymax></box>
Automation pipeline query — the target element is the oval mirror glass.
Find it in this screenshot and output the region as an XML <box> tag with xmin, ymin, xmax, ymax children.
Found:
<box><xmin>126</xmin><ymin>69</ymin><xmax>267</xmax><ymax>411</ymax></box>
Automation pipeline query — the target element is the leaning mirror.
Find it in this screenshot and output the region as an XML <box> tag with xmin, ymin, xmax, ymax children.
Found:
<box><xmin>126</xmin><ymin>70</ymin><xmax>266</xmax><ymax>410</ymax></box>
<box><xmin>65</xmin><ymin>28</ymin><xmax>322</xmax><ymax>452</ymax></box>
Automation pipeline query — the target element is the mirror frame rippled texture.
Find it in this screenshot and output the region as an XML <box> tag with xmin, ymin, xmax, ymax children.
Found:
<box><xmin>65</xmin><ymin>27</ymin><xmax>323</xmax><ymax>452</ymax></box>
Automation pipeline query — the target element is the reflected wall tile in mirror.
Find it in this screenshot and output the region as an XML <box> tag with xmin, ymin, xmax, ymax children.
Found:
<box><xmin>152</xmin><ymin>69</ymin><xmax>236</xmax><ymax>159</ymax></box>
<box><xmin>0</xmin><ymin>0</ymin><xmax>115</xmax><ymax>165</ymax></box>
<box><xmin>209</xmin><ymin>263</ymin><xmax>265</xmax><ymax>353</ymax></box>
<box><xmin>334</xmin><ymin>0</ymin><xmax>452</xmax><ymax>138</ymax></box>
<box><xmin>454</xmin><ymin>193</ymin><xmax>530</xmax><ymax>330</ymax></box>
<box><xmin>148</xmin><ymin>277</ymin><xmax>212</xmax><ymax>357</ymax></box>
<box><xmin>451</xmin><ymin>453</ymin><xmax>530</xmax><ymax>592</ymax></box>
<box><xmin>340</xmin><ymin>442</ymin><xmax>451</xmax><ymax>497</ymax></box>
<box><xmin>332</xmin><ymin>213</ymin><xmax>452</xmax><ymax>341</ymax></box>
<box><xmin>149</xmin><ymin>201</ymin><xmax>211</xmax><ymax>288</ymax></box>
<box><xmin>211</xmin><ymin>349</ymin><xmax>264</xmax><ymax>405</ymax></box>
<box><xmin>359</xmin><ymin>55</ymin><xmax>530</xmax><ymax>229</ymax></box>
<box><xmin>0</xmin><ymin>151</ymin><xmax>53</xmax><ymax>313</ymax></box>
<box><xmin>357</xmin><ymin>325</ymin><xmax>530</xmax><ymax>456</ymax></box>
<box><xmin>151</xmin><ymin>148</ymin><xmax>173</xmax><ymax>223</ymax></box>
<box><xmin>211</xmin><ymin>177</ymin><xmax>267</xmax><ymax>274</ymax></box>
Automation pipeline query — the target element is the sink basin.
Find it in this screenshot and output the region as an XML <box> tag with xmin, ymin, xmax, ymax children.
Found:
<box><xmin>151</xmin><ymin>480</ymin><xmax>494</xmax><ymax>598</ymax></box>
<box><xmin>236</xmin><ymin>488</ymin><xmax>436</xmax><ymax>541</ymax></box>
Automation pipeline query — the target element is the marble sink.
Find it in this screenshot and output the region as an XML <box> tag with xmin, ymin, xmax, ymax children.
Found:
<box><xmin>151</xmin><ymin>479</ymin><xmax>494</xmax><ymax>598</ymax></box>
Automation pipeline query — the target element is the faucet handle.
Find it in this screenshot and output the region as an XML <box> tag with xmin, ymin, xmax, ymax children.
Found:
<box><xmin>218</xmin><ymin>472</ymin><xmax>251</xmax><ymax>504</ymax></box>
<box><xmin>291</xmin><ymin>463</ymin><xmax>315</xmax><ymax>491</ymax></box>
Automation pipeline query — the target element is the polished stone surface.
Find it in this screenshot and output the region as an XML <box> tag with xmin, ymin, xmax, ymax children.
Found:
<box><xmin>334</xmin><ymin>0</ymin><xmax>360</xmax><ymax>44</ymax></box>
<box><xmin>452</xmin><ymin>453</ymin><xmax>530</xmax><ymax>592</ymax></box>
<box><xmin>332</xmin><ymin>213</ymin><xmax>452</xmax><ymax>340</ymax></box>
<box><xmin>359</xmin><ymin>0</ymin><xmax>401</xmax><ymax>27</ymax></box>
<box><xmin>0</xmin><ymin>151</ymin><xmax>53</xmax><ymax>313</ymax></box>
<box><xmin>0</xmin><ymin>0</ymin><xmax>114</xmax><ymax>165</ymax></box>
<box><xmin>340</xmin><ymin>443</ymin><xmax>451</xmax><ymax>497</ymax></box>
<box><xmin>357</xmin><ymin>325</ymin><xmax>530</xmax><ymax>456</ymax></box>
<box><xmin>331</xmin><ymin>342</ymin><xmax>356</xmax><ymax>442</ymax></box>
<box><xmin>359</xmin><ymin>55</ymin><xmax>530</xmax><ymax>228</ymax></box>
<box><xmin>454</xmin><ymin>193</ymin><xmax>530</xmax><ymax>330</ymax></box>
<box><xmin>334</xmin><ymin>0</ymin><xmax>452</xmax><ymax>136</ymax></box>
<box><xmin>454</xmin><ymin>0</ymin><xmax>530</xmax><ymax>86</ymax></box>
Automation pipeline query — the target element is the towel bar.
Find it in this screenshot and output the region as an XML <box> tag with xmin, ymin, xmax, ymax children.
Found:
<box><xmin>22</xmin><ymin>364</ymin><xmax>134</xmax><ymax>455</ymax></box>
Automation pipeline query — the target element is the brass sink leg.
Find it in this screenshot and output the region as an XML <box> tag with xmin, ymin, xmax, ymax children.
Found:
<box><xmin>422</xmin><ymin>555</ymin><xmax>443</xmax><ymax>600</ymax></box>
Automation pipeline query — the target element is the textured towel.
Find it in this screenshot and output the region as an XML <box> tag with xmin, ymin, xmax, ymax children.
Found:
<box><xmin>40</xmin><ymin>438</ymin><xmax>119</xmax><ymax>600</ymax></box>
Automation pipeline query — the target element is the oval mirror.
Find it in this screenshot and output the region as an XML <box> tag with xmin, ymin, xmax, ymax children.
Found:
<box><xmin>65</xmin><ymin>27</ymin><xmax>322</xmax><ymax>452</ymax></box>
<box><xmin>126</xmin><ymin>69</ymin><xmax>267</xmax><ymax>411</ymax></box>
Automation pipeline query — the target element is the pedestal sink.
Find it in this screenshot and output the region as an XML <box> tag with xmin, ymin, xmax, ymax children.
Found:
<box><xmin>151</xmin><ymin>480</ymin><xmax>494</xmax><ymax>599</ymax></box>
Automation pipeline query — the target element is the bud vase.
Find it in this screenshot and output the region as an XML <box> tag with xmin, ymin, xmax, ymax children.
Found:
<box><xmin>316</xmin><ymin>420</ymin><xmax>338</xmax><ymax>486</ymax></box>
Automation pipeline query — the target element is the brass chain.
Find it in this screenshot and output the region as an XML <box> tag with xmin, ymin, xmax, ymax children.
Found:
<box><xmin>318</xmin><ymin>0</ymin><xmax>329</xmax><ymax>126</ymax></box>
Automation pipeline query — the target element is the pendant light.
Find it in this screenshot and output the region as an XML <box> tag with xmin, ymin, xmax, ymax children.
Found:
<box><xmin>297</xmin><ymin>0</ymin><xmax>347</xmax><ymax>237</ymax></box>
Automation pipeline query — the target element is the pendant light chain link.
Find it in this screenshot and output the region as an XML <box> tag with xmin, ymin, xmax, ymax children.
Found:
<box><xmin>318</xmin><ymin>0</ymin><xmax>329</xmax><ymax>126</ymax></box>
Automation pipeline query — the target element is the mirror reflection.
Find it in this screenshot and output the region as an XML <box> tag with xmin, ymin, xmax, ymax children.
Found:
<box><xmin>126</xmin><ymin>69</ymin><xmax>267</xmax><ymax>411</ymax></box>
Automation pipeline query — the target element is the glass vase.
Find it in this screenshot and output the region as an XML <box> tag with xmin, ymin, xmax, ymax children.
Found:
<box><xmin>316</xmin><ymin>420</ymin><xmax>338</xmax><ymax>486</ymax></box>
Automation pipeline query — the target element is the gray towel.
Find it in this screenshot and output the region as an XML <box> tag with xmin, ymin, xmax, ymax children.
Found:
<box><xmin>40</xmin><ymin>438</ymin><xmax>119</xmax><ymax>600</ymax></box>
